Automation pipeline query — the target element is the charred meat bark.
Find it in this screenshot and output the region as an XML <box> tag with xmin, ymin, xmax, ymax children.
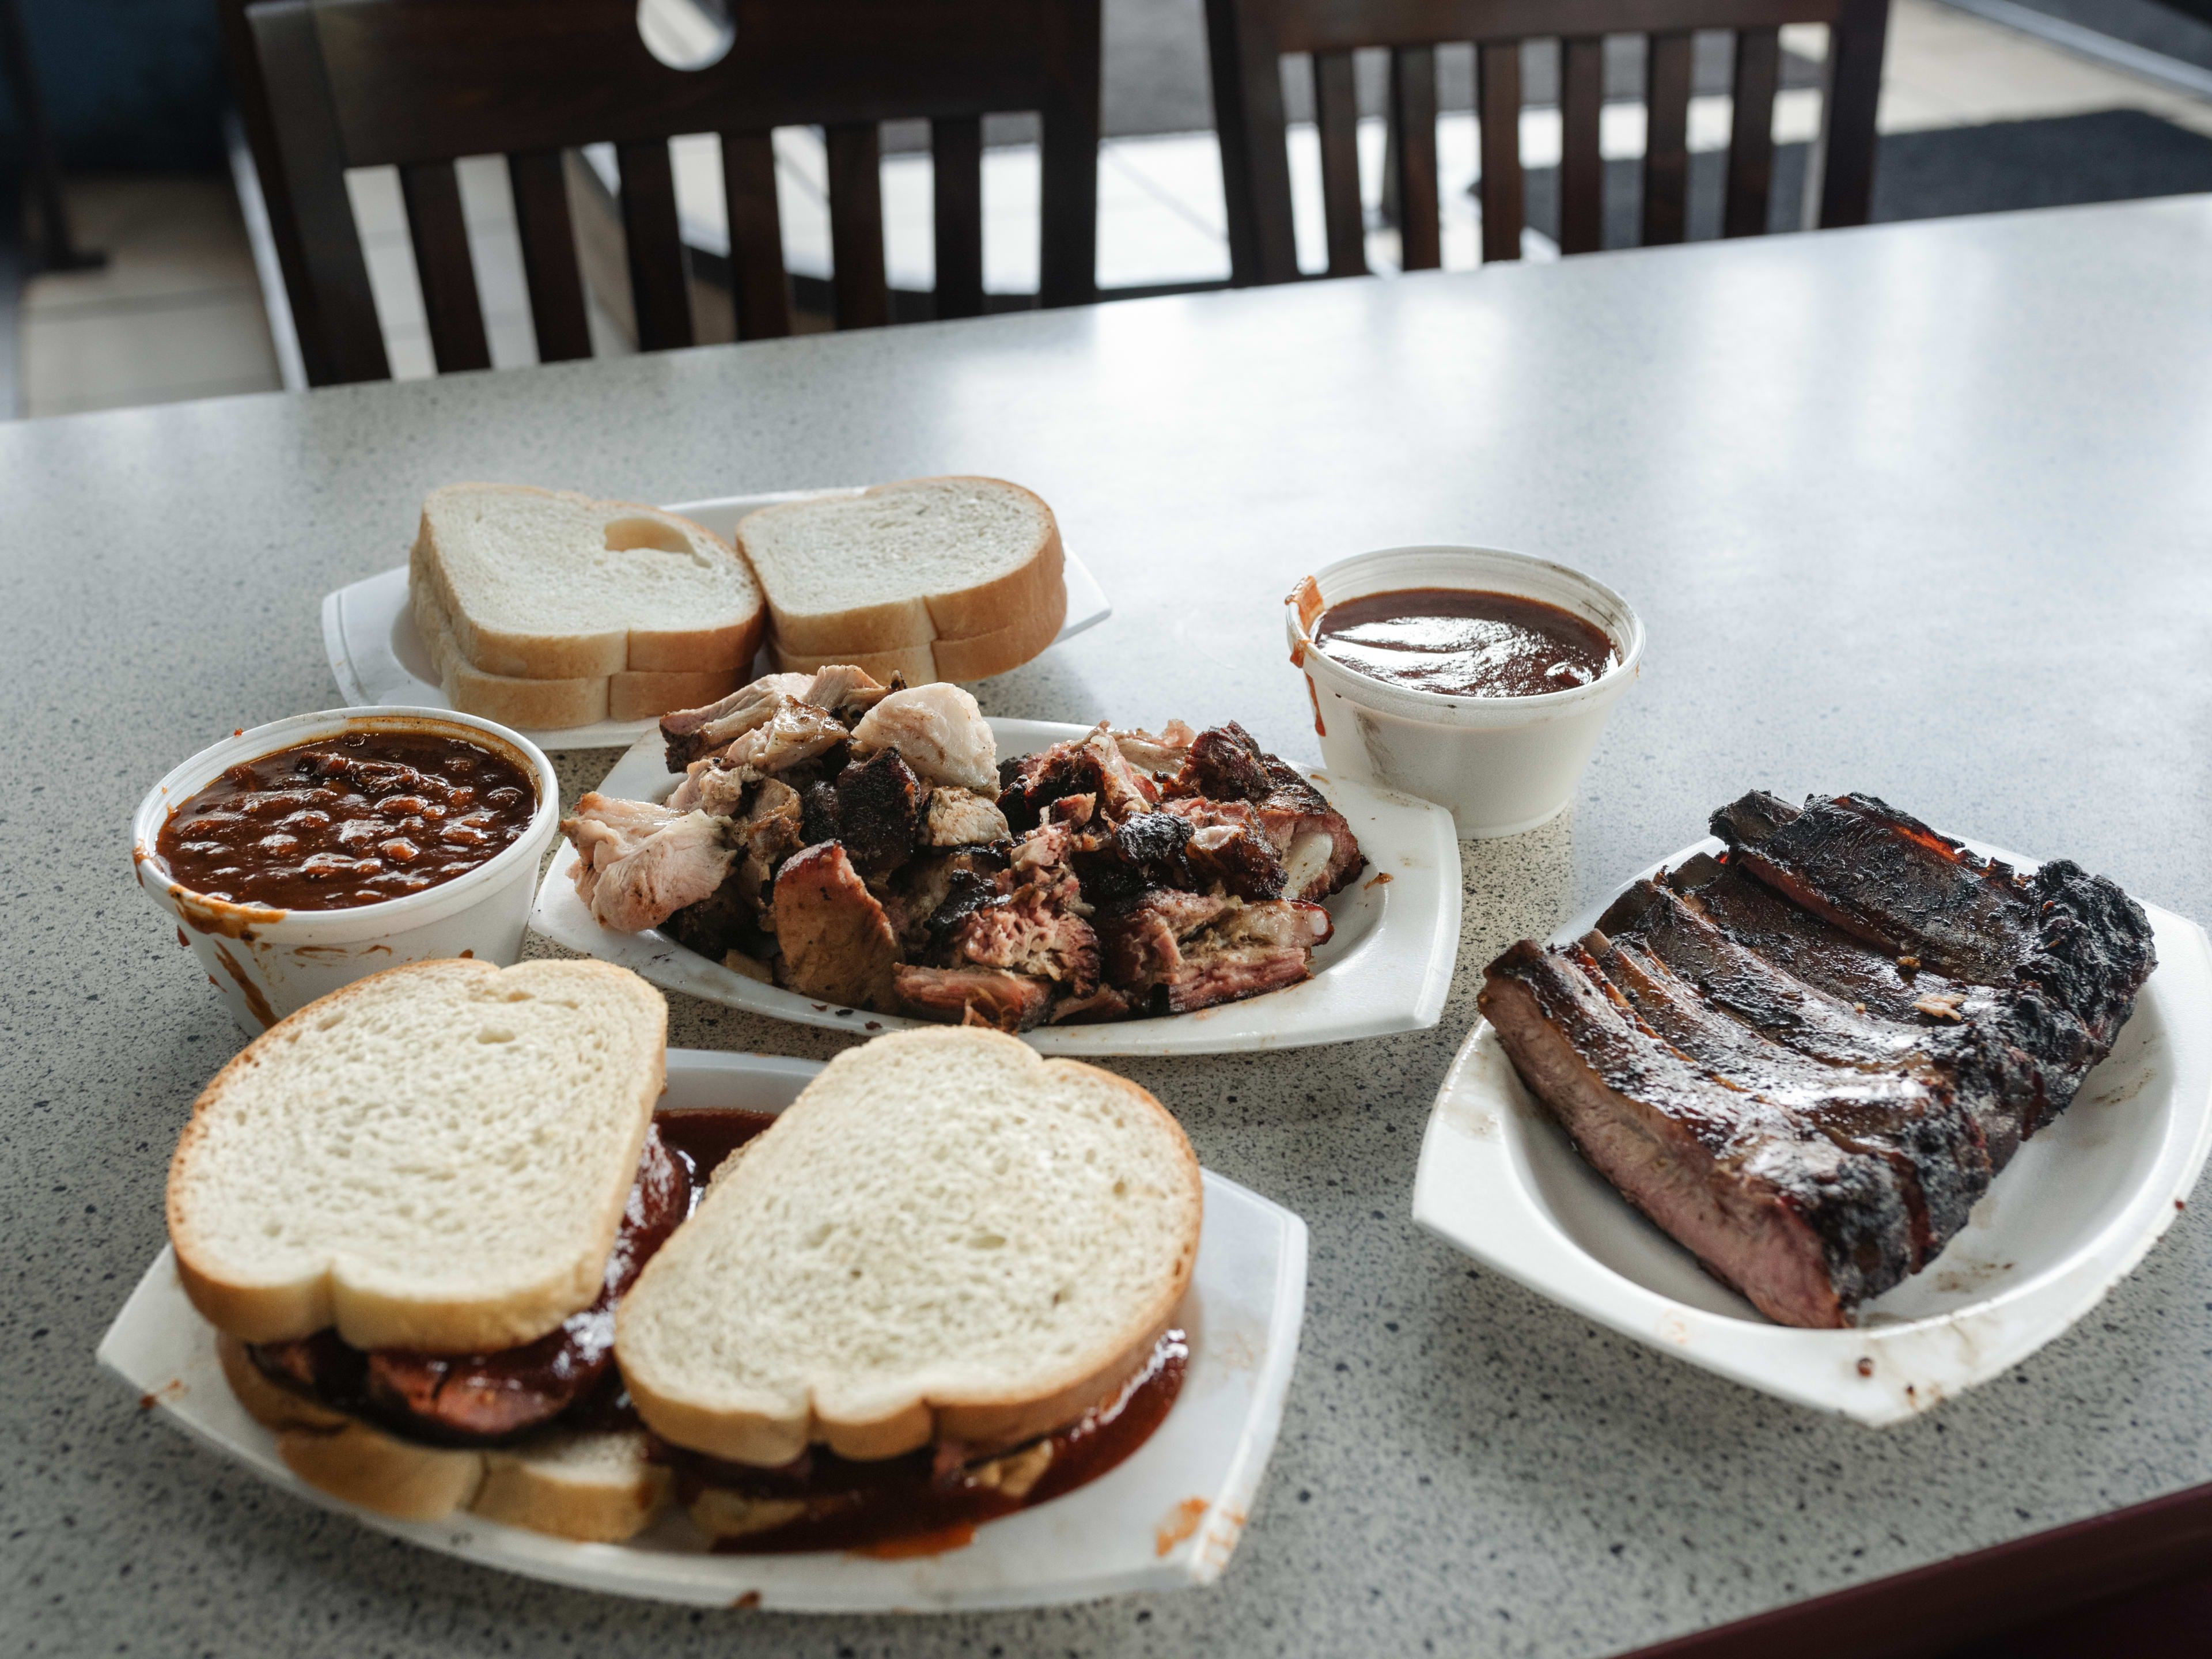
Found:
<box><xmin>833</xmin><ymin>748</ymin><xmax>925</xmax><ymax>874</ymax></box>
<box><xmin>1480</xmin><ymin>940</ymin><xmax>1904</xmax><ymax>1328</ymax></box>
<box><xmin>1482</xmin><ymin>793</ymin><xmax>2159</xmax><ymax>1327</ymax></box>
<box><xmin>1713</xmin><ymin>791</ymin><xmax>2156</xmax><ymax>1126</ymax></box>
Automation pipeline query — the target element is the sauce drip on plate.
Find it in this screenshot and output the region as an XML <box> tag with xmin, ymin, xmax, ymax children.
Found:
<box><xmin>156</xmin><ymin>731</ymin><xmax>535</xmax><ymax>910</ymax></box>
<box><xmin>1312</xmin><ymin>586</ymin><xmax>1615</xmax><ymax>699</ymax></box>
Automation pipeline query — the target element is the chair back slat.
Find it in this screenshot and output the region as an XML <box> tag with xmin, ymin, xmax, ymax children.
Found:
<box><xmin>613</xmin><ymin>139</ymin><xmax>695</xmax><ymax>350</ymax></box>
<box><xmin>505</xmin><ymin>148</ymin><xmax>593</xmax><ymax>362</ymax></box>
<box><xmin>1641</xmin><ymin>29</ymin><xmax>1694</xmax><ymax>245</ymax></box>
<box><xmin>1389</xmin><ymin>46</ymin><xmax>1441</xmax><ymax>271</ymax></box>
<box><xmin>1724</xmin><ymin>26</ymin><xmax>1781</xmax><ymax>237</ymax></box>
<box><xmin>1313</xmin><ymin>51</ymin><xmax>1368</xmax><ymax>277</ymax></box>
<box><xmin>1205</xmin><ymin>0</ymin><xmax>1888</xmax><ymax>279</ymax></box>
<box><xmin>719</xmin><ymin>131</ymin><xmax>792</xmax><ymax>340</ymax></box>
<box><xmin>931</xmin><ymin>115</ymin><xmax>987</xmax><ymax>318</ymax></box>
<box><xmin>1036</xmin><ymin>0</ymin><xmax>1103</xmax><ymax>307</ymax></box>
<box><xmin>397</xmin><ymin>159</ymin><xmax>492</xmax><ymax>372</ymax></box>
<box><xmin>1476</xmin><ymin>40</ymin><xmax>1522</xmax><ymax>263</ymax></box>
<box><xmin>1817</xmin><ymin>0</ymin><xmax>1889</xmax><ymax>226</ymax></box>
<box><xmin>238</xmin><ymin>0</ymin><xmax>1102</xmax><ymax>383</ymax></box>
<box><xmin>248</xmin><ymin>0</ymin><xmax>389</xmax><ymax>382</ymax></box>
<box><xmin>1558</xmin><ymin>34</ymin><xmax>1605</xmax><ymax>255</ymax></box>
<box><xmin>826</xmin><ymin>122</ymin><xmax>892</xmax><ymax>329</ymax></box>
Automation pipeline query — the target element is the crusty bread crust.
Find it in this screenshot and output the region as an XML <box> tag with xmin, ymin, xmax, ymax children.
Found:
<box><xmin>168</xmin><ymin>960</ymin><xmax>666</xmax><ymax>1353</ymax></box>
<box><xmin>618</xmin><ymin>1029</ymin><xmax>1202</xmax><ymax>1468</ymax></box>
<box><xmin>608</xmin><ymin>665</ymin><xmax>746</xmax><ymax>722</ymax></box>
<box><xmin>930</xmin><ymin>556</ymin><xmax>1068</xmax><ymax>683</ymax></box>
<box><xmin>770</xmin><ymin>639</ymin><xmax>938</xmax><ymax>688</ymax></box>
<box><xmin>218</xmin><ymin>1335</ymin><xmax>665</xmax><ymax>1539</ymax></box>
<box><xmin>415</xmin><ymin>576</ymin><xmax>747</xmax><ymax>727</ymax></box>
<box><xmin>415</xmin><ymin>483</ymin><xmax>763</xmax><ymax>680</ymax></box>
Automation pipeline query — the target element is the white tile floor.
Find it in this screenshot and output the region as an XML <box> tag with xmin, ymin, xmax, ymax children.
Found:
<box><xmin>17</xmin><ymin>0</ymin><xmax>2212</xmax><ymax>412</ymax></box>
<box><xmin>17</xmin><ymin>176</ymin><xmax>281</xmax><ymax>416</ymax></box>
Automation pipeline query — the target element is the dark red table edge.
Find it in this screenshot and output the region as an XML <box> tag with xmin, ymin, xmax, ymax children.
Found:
<box><xmin>1619</xmin><ymin>1476</ymin><xmax>2212</xmax><ymax>1658</ymax></box>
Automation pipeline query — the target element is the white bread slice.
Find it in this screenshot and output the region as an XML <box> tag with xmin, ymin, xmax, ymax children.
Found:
<box><xmin>217</xmin><ymin>1335</ymin><xmax>666</xmax><ymax>1539</ymax></box>
<box><xmin>168</xmin><ymin>959</ymin><xmax>667</xmax><ymax>1353</ymax></box>
<box><xmin>615</xmin><ymin>1028</ymin><xmax>1202</xmax><ymax>1468</ymax></box>
<box><xmin>414</xmin><ymin>483</ymin><xmax>766</xmax><ymax>679</ymax></box>
<box><xmin>412</xmin><ymin>576</ymin><xmax>743</xmax><ymax>727</ymax></box>
<box><xmin>738</xmin><ymin>477</ymin><xmax>1065</xmax><ymax>662</ymax></box>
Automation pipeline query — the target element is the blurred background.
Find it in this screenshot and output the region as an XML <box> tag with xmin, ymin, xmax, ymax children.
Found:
<box><xmin>2</xmin><ymin>0</ymin><xmax>2210</xmax><ymax>418</ymax></box>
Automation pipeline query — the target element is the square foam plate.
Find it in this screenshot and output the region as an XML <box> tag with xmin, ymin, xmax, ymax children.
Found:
<box><xmin>529</xmin><ymin>721</ymin><xmax>1461</xmax><ymax>1054</ymax></box>
<box><xmin>320</xmin><ymin>490</ymin><xmax>1115</xmax><ymax>749</ymax></box>
<box><xmin>99</xmin><ymin>1049</ymin><xmax>1308</xmax><ymax>1609</ymax></box>
<box><xmin>1412</xmin><ymin>835</ymin><xmax>2212</xmax><ymax>1426</ymax></box>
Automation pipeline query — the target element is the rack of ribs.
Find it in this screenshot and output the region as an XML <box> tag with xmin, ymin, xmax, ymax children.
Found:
<box><xmin>1478</xmin><ymin>793</ymin><xmax>2157</xmax><ymax>1328</ymax></box>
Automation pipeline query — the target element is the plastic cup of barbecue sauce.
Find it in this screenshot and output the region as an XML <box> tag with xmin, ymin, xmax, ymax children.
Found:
<box><xmin>1286</xmin><ymin>546</ymin><xmax>1643</xmax><ymax>838</ymax></box>
<box><xmin>130</xmin><ymin>707</ymin><xmax>560</xmax><ymax>1034</ymax></box>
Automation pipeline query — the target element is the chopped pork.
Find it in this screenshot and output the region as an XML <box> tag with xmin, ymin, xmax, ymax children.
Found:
<box><xmin>850</xmin><ymin>683</ymin><xmax>999</xmax><ymax>792</ymax></box>
<box><xmin>562</xmin><ymin>796</ymin><xmax>734</xmax><ymax>933</ymax></box>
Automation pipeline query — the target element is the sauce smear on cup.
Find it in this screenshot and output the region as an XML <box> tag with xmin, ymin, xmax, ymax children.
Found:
<box><xmin>1311</xmin><ymin>587</ymin><xmax>1616</xmax><ymax>698</ymax></box>
<box><xmin>156</xmin><ymin>731</ymin><xmax>535</xmax><ymax>910</ymax></box>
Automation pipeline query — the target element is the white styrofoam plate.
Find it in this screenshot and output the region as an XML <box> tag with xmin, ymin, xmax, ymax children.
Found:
<box><xmin>1412</xmin><ymin>835</ymin><xmax>2212</xmax><ymax>1426</ymax></box>
<box><xmin>320</xmin><ymin>490</ymin><xmax>1116</xmax><ymax>749</ymax></box>
<box><xmin>529</xmin><ymin>720</ymin><xmax>1461</xmax><ymax>1055</ymax></box>
<box><xmin>99</xmin><ymin>1048</ymin><xmax>1308</xmax><ymax>1609</ymax></box>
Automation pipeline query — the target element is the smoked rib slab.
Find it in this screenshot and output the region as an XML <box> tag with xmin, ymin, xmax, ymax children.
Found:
<box><xmin>1479</xmin><ymin>793</ymin><xmax>2156</xmax><ymax>1328</ymax></box>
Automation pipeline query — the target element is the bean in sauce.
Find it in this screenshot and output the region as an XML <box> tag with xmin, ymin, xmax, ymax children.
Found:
<box><xmin>156</xmin><ymin>730</ymin><xmax>535</xmax><ymax>910</ymax></box>
<box><xmin>1313</xmin><ymin>586</ymin><xmax>1616</xmax><ymax>698</ymax></box>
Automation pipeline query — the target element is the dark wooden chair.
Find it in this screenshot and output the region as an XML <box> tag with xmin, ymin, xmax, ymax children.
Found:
<box><xmin>1203</xmin><ymin>0</ymin><xmax>1890</xmax><ymax>283</ymax></box>
<box><xmin>241</xmin><ymin>0</ymin><xmax>1101</xmax><ymax>385</ymax></box>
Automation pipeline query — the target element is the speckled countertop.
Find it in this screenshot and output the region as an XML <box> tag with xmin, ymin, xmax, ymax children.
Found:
<box><xmin>7</xmin><ymin>197</ymin><xmax>2212</xmax><ymax>1658</ymax></box>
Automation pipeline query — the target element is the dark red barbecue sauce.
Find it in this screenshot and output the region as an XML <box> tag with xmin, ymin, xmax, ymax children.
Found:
<box><xmin>680</xmin><ymin>1327</ymin><xmax>1191</xmax><ymax>1555</ymax></box>
<box><xmin>1312</xmin><ymin>586</ymin><xmax>1616</xmax><ymax>698</ymax></box>
<box><xmin>156</xmin><ymin>730</ymin><xmax>536</xmax><ymax>910</ymax></box>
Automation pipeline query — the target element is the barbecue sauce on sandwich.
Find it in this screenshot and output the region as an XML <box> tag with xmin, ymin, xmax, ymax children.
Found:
<box><xmin>157</xmin><ymin>730</ymin><xmax>536</xmax><ymax>910</ymax></box>
<box><xmin>664</xmin><ymin>1327</ymin><xmax>1191</xmax><ymax>1555</ymax></box>
<box><xmin>1312</xmin><ymin>587</ymin><xmax>1615</xmax><ymax>698</ymax></box>
<box><xmin>244</xmin><ymin>1109</ymin><xmax>777</xmax><ymax>1446</ymax></box>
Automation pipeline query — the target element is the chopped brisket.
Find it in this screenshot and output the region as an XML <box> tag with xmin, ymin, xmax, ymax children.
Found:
<box><xmin>771</xmin><ymin>841</ymin><xmax>901</xmax><ymax>1008</ymax></box>
<box><xmin>1171</xmin><ymin>722</ymin><xmax>1273</xmax><ymax>802</ymax></box>
<box><xmin>945</xmin><ymin>885</ymin><xmax>1102</xmax><ymax>995</ymax></box>
<box><xmin>1166</xmin><ymin>798</ymin><xmax>1289</xmax><ymax>900</ymax></box>
<box><xmin>1071</xmin><ymin>811</ymin><xmax>1195</xmax><ymax>908</ymax></box>
<box><xmin>1255</xmin><ymin>760</ymin><xmax>1366</xmax><ymax>901</ymax></box>
<box><xmin>833</xmin><ymin>748</ymin><xmax>925</xmax><ymax>874</ymax></box>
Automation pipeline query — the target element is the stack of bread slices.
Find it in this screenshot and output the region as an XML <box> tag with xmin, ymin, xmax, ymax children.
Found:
<box><xmin>409</xmin><ymin>476</ymin><xmax>1070</xmax><ymax>730</ymax></box>
<box><xmin>410</xmin><ymin>484</ymin><xmax>767</xmax><ymax>730</ymax></box>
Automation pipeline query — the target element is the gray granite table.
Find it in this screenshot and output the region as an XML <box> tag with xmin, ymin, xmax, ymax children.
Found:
<box><xmin>7</xmin><ymin>194</ymin><xmax>2211</xmax><ymax>1659</ymax></box>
